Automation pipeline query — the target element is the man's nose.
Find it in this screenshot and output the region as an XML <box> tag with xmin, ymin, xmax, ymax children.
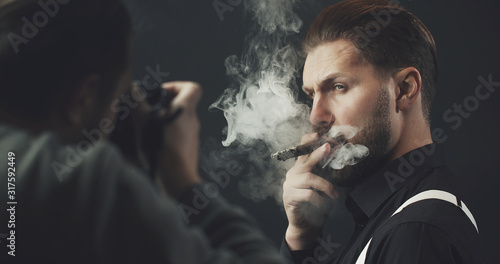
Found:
<box><xmin>309</xmin><ymin>94</ymin><xmax>334</xmax><ymax>127</ymax></box>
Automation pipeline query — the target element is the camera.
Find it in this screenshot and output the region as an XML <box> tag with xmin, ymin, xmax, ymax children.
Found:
<box><xmin>109</xmin><ymin>81</ymin><xmax>179</xmax><ymax>178</ymax></box>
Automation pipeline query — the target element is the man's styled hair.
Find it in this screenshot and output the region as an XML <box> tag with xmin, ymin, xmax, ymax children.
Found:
<box><xmin>0</xmin><ymin>0</ymin><xmax>132</xmax><ymax>121</ymax></box>
<box><xmin>304</xmin><ymin>0</ymin><xmax>438</xmax><ymax>123</ymax></box>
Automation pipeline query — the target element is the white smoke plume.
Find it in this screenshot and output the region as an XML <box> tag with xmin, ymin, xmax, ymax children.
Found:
<box><xmin>208</xmin><ymin>0</ymin><xmax>308</xmax><ymax>203</ymax></box>
<box><xmin>210</xmin><ymin>0</ymin><xmax>309</xmax><ymax>152</ymax></box>
<box><xmin>321</xmin><ymin>126</ymin><xmax>370</xmax><ymax>170</ymax></box>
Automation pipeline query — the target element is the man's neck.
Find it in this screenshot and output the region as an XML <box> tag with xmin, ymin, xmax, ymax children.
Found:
<box><xmin>389</xmin><ymin>118</ymin><xmax>433</xmax><ymax>162</ymax></box>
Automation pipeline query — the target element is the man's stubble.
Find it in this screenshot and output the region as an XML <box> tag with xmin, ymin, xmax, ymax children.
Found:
<box><xmin>320</xmin><ymin>86</ymin><xmax>393</xmax><ymax>187</ymax></box>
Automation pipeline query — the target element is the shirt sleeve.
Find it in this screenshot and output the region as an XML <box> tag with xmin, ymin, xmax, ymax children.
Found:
<box><xmin>367</xmin><ymin>222</ymin><xmax>479</xmax><ymax>264</ymax></box>
<box><xmin>280</xmin><ymin>238</ymin><xmax>318</xmax><ymax>263</ymax></box>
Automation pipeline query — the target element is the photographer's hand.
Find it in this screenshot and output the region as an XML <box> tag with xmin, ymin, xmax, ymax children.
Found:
<box><xmin>156</xmin><ymin>81</ymin><xmax>202</xmax><ymax>198</ymax></box>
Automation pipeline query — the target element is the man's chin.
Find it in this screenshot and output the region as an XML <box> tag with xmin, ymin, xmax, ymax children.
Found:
<box><xmin>320</xmin><ymin>153</ymin><xmax>386</xmax><ymax>187</ymax></box>
<box><xmin>321</xmin><ymin>166</ymin><xmax>366</xmax><ymax>187</ymax></box>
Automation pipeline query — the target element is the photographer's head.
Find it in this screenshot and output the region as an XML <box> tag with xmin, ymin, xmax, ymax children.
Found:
<box><xmin>0</xmin><ymin>0</ymin><xmax>132</xmax><ymax>142</ymax></box>
<box><xmin>302</xmin><ymin>0</ymin><xmax>436</xmax><ymax>186</ymax></box>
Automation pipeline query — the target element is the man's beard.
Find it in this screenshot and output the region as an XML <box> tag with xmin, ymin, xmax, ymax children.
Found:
<box><xmin>315</xmin><ymin>87</ymin><xmax>392</xmax><ymax>187</ymax></box>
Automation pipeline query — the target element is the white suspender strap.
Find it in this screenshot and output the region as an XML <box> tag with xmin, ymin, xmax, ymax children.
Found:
<box><xmin>355</xmin><ymin>238</ymin><xmax>372</xmax><ymax>264</ymax></box>
<box><xmin>354</xmin><ymin>189</ymin><xmax>479</xmax><ymax>264</ymax></box>
<box><xmin>391</xmin><ymin>190</ymin><xmax>478</xmax><ymax>232</ymax></box>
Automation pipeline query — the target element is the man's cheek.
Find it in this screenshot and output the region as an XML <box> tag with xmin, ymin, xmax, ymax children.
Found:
<box><xmin>337</xmin><ymin>107</ymin><xmax>368</xmax><ymax>128</ymax></box>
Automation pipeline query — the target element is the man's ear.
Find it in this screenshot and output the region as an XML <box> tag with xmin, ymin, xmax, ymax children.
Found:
<box><xmin>66</xmin><ymin>74</ymin><xmax>100</xmax><ymax>126</ymax></box>
<box><xmin>394</xmin><ymin>67</ymin><xmax>422</xmax><ymax>112</ymax></box>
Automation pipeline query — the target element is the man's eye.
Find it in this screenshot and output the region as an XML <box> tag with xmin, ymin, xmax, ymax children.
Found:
<box><xmin>333</xmin><ymin>84</ymin><xmax>346</xmax><ymax>90</ymax></box>
<box><xmin>308</xmin><ymin>92</ymin><xmax>315</xmax><ymax>98</ymax></box>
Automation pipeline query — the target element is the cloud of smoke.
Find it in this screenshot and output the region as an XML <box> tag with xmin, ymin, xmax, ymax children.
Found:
<box><xmin>321</xmin><ymin>126</ymin><xmax>370</xmax><ymax>170</ymax></box>
<box><xmin>208</xmin><ymin>0</ymin><xmax>308</xmax><ymax>203</ymax></box>
<box><xmin>210</xmin><ymin>0</ymin><xmax>308</xmax><ymax>152</ymax></box>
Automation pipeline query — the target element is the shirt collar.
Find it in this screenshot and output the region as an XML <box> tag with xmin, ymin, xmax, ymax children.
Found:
<box><xmin>345</xmin><ymin>143</ymin><xmax>445</xmax><ymax>222</ymax></box>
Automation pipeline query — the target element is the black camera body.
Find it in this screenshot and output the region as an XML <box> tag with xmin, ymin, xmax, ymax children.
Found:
<box><xmin>109</xmin><ymin>81</ymin><xmax>178</xmax><ymax>178</ymax></box>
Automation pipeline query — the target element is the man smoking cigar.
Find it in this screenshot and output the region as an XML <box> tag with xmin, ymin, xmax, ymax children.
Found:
<box><xmin>280</xmin><ymin>0</ymin><xmax>484</xmax><ymax>263</ymax></box>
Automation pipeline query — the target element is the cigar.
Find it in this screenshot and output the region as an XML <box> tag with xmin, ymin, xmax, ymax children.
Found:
<box><xmin>270</xmin><ymin>135</ymin><xmax>347</xmax><ymax>161</ymax></box>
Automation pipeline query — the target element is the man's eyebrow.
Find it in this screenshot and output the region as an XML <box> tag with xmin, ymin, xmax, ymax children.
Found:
<box><xmin>302</xmin><ymin>73</ymin><xmax>352</xmax><ymax>93</ymax></box>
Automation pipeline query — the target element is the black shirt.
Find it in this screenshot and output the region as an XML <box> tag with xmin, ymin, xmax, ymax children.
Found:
<box><xmin>281</xmin><ymin>143</ymin><xmax>484</xmax><ymax>263</ymax></box>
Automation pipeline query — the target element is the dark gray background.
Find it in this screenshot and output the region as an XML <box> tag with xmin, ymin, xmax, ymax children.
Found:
<box><xmin>122</xmin><ymin>0</ymin><xmax>500</xmax><ymax>262</ymax></box>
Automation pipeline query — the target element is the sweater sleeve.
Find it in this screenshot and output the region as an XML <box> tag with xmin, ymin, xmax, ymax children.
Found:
<box><xmin>91</xmin><ymin>142</ymin><xmax>287</xmax><ymax>264</ymax></box>
<box><xmin>0</xmin><ymin>128</ymin><xmax>288</xmax><ymax>264</ymax></box>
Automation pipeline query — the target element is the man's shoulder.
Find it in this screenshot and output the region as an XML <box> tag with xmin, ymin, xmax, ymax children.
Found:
<box><xmin>370</xmin><ymin>192</ymin><xmax>483</xmax><ymax>263</ymax></box>
<box><xmin>384</xmin><ymin>166</ymin><xmax>479</xmax><ymax>247</ymax></box>
<box><xmin>381</xmin><ymin>161</ymin><xmax>468</xmax><ymax>229</ymax></box>
<box><xmin>395</xmin><ymin>163</ymin><xmax>478</xmax><ymax>231</ymax></box>
<box><xmin>386</xmin><ymin>196</ymin><xmax>478</xmax><ymax>233</ymax></box>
